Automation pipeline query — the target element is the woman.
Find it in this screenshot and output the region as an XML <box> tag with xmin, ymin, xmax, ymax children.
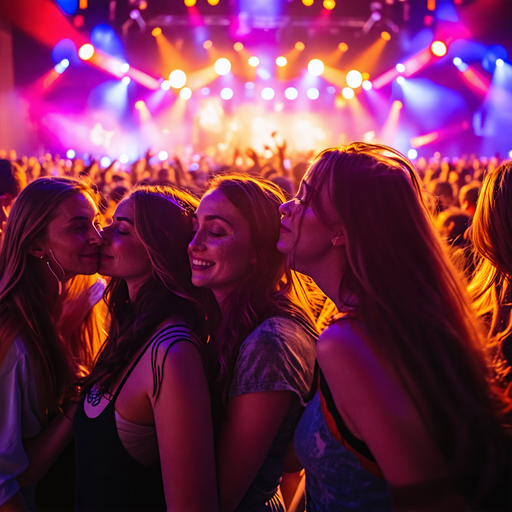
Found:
<box><xmin>188</xmin><ymin>175</ymin><xmax>318</xmax><ymax>512</ymax></box>
<box><xmin>278</xmin><ymin>143</ymin><xmax>512</xmax><ymax>511</ymax></box>
<box><xmin>74</xmin><ymin>185</ymin><xmax>218</xmax><ymax>512</ymax></box>
<box><xmin>469</xmin><ymin>161</ymin><xmax>512</xmax><ymax>382</ymax></box>
<box><xmin>0</xmin><ymin>177</ymin><xmax>104</xmax><ymax>511</ymax></box>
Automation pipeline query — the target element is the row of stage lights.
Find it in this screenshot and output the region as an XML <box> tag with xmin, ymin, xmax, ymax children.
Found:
<box><xmin>181</xmin><ymin>0</ymin><xmax>338</xmax><ymax>8</ymax></box>
<box><xmin>71</xmin><ymin>38</ymin><xmax>469</xmax><ymax>106</ymax></box>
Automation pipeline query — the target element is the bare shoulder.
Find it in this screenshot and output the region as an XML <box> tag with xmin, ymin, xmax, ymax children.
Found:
<box><xmin>317</xmin><ymin>320</ymin><xmax>376</xmax><ymax>370</ymax></box>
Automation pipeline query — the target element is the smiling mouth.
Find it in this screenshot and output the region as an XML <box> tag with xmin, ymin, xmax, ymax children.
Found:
<box><xmin>191</xmin><ymin>258</ymin><xmax>215</xmax><ymax>269</ymax></box>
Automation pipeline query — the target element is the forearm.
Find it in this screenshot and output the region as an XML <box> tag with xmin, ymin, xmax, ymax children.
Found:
<box><xmin>17</xmin><ymin>407</ymin><xmax>76</xmax><ymax>487</ymax></box>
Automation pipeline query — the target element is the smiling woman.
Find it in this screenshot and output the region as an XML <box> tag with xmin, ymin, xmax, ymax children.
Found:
<box><xmin>0</xmin><ymin>177</ymin><xmax>105</xmax><ymax>512</ymax></box>
<box><xmin>189</xmin><ymin>175</ymin><xmax>319</xmax><ymax>512</ymax></box>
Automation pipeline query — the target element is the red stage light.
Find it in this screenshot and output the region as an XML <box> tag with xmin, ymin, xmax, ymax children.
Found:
<box><xmin>431</xmin><ymin>41</ymin><xmax>447</xmax><ymax>57</ymax></box>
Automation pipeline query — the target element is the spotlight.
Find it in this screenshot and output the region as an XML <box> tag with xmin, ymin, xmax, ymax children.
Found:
<box><xmin>338</xmin><ymin>42</ymin><xmax>348</xmax><ymax>52</ymax></box>
<box><xmin>60</xmin><ymin>59</ymin><xmax>70</xmax><ymax>69</ymax></box>
<box><xmin>396</xmin><ymin>76</ymin><xmax>405</xmax><ymax>85</ymax></box>
<box><xmin>276</xmin><ymin>56</ymin><xmax>287</xmax><ymax>67</ymax></box>
<box><xmin>342</xmin><ymin>87</ymin><xmax>354</xmax><ymax>99</ymax></box>
<box><xmin>100</xmin><ymin>156</ymin><xmax>111</xmax><ymax>167</ymax></box>
<box><xmin>308</xmin><ymin>59</ymin><xmax>324</xmax><ymax>76</ymax></box>
<box><xmin>120</xmin><ymin>63</ymin><xmax>130</xmax><ymax>73</ymax></box>
<box><xmin>302</xmin><ymin>0</ymin><xmax>314</xmax><ymax>5</ymax></box>
<box><xmin>234</xmin><ymin>42</ymin><xmax>243</xmax><ymax>51</ymax></box>
<box><xmin>169</xmin><ymin>70</ymin><xmax>187</xmax><ymax>88</ymax></box>
<box><xmin>201</xmin><ymin>87</ymin><xmax>210</xmax><ymax>95</ymax></box>
<box><xmin>220</xmin><ymin>88</ymin><xmax>234</xmax><ymax>100</ymax></box>
<box><xmin>393</xmin><ymin>100</ymin><xmax>403</xmax><ymax>109</ymax></box>
<box><xmin>327</xmin><ymin>86</ymin><xmax>336</xmax><ymax>94</ymax></box>
<box><xmin>509</xmin><ymin>150</ymin><xmax>512</xmax><ymax>158</ymax></box>
<box><xmin>381</xmin><ymin>31</ymin><xmax>391</xmax><ymax>41</ymax></box>
<box><xmin>135</xmin><ymin>100</ymin><xmax>145</xmax><ymax>109</ymax></box>
<box><xmin>295</xmin><ymin>42</ymin><xmax>305</xmax><ymax>51</ymax></box>
<box><xmin>184</xmin><ymin>0</ymin><xmax>196</xmax><ymax>6</ymax></box>
<box><xmin>119</xmin><ymin>154</ymin><xmax>129</xmax><ymax>164</ymax></box>
<box><xmin>161</xmin><ymin>80</ymin><xmax>171</xmax><ymax>90</ymax></box>
<box><xmin>362</xmin><ymin>80</ymin><xmax>372</xmax><ymax>90</ymax></box>
<box><xmin>130</xmin><ymin>9</ymin><xmax>140</xmax><ymax>19</ymax></box>
<box><xmin>215</xmin><ymin>58</ymin><xmax>231</xmax><ymax>75</ymax></box>
<box><xmin>245</xmin><ymin>82</ymin><xmax>255</xmax><ymax>89</ymax></box>
<box><xmin>396</xmin><ymin>63</ymin><xmax>406</xmax><ymax>73</ymax></box>
<box><xmin>158</xmin><ymin>150</ymin><xmax>169</xmax><ymax>160</ymax></box>
<box><xmin>496</xmin><ymin>59</ymin><xmax>505</xmax><ymax>67</ymax></box>
<box><xmin>431</xmin><ymin>41</ymin><xmax>447</xmax><ymax>57</ymax></box>
<box><xmin>78</xmin><ymin>43</ymin><xmax>94</xmax><ymax>60</ymax></box>
<box><xmin>346</xmin><ymin>70</ymin><xmax>363</xmax><ymax>88</ymax></box>
<box><xmin>248</xmin><ymin>56</ymin><xmax>260</xmax><ymax>67</ymax></box>
<box><xmin>203</xmin><ymin>40</ymin><xmax>213</xmax><ymax>49</ymax></box>
<box><xmin>54</xmin><ymin>62</ymin><xmax>66</xmax><ymax>74</ymax></box>
<box><xmin>261</xmin><ymin>87</ymin><xmax>275</xmax><ymax>100</ymax></box>
<box><xmin>207</xmin><ymin>0</ymin><xmax>219</xmax><ymax>4</ymax></box>
<box><xmin>66</xmin><ymin>149</ymin><xmax>75</xmax><ymax>159</ymax></box>
<box><xmin>323</xmin><ymin>0</ymin><xmax>335</xmax><ymax>9</ymax></box>
<box><xmin>453</xmin><ymin>57</ymin><xmax>462</xmax><ymax>66</ymax></box>
<box><xmin>180</xmin><ymin>87</ymin><xmax>192</xmax><ymax>99</ymax></box>
<box><xmin>122</xmin><ymin>76</ymin><xmax>131</xmax><ymax>85</ymax></box>
<box><xmin>285</xmin><ymin>87</ymin><xmax>298</xmax><ymax>100</ymax></box>
<box><xmin>257</xmin><ymin>68</ymin><xmax>271</xmax><ymax>80</ymax></box>
<box><xmin>151</xmin><ymin>27</ymin><xmax>162</xmax><ymax>37</ymax></box>
<box><xmin>307</xmin><ymin>88</ymin><xmax>320</xmax><ymax>100</ymax></box>
<box><xmin>408</xmin><ymin>149</ymin><xmax>418</xmax><ymax>160</ymax></box>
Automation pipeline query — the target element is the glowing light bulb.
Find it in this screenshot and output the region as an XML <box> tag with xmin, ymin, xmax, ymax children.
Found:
<box><xmin>248</xmin><ymin>56</ymin><xmax>260</xmax><ymax>67</ymax></box>
<box><xmin>295</xmin><ymin>42</ymin><xmax>305</xmax><ymax>51</ymax></box>
<box><xmin>78</xmin><ymin>43</ymin><xmax>94</xmax><ymax>60</ymax></box>
<box><xmin>396</xmin><ymin>63</ymin><xmax>406</xmax><ymax>73</ymax></box>
<box><xmin>431</xmin><ymin>41</ymin><xmax>447</xmax><ymax>57</ymax></box>
<box><xmin>276</xmin><ymin>56</ymin><xmax>287</xmax><ymax>67</ymax></box>
<box><xmin>307</xmin><ymin>88</ymin><xmax>319</xmax><ymax>100</ymax></box>
<box><xmin>308</xmin><ymin>59</ymin><xmax>324</xmax><ymax>76</ymax></box>
<box><xmin>342</xmin><ymin>87</ymin><xmax>354</xmax><ymax>99</ymax></box>
<box><xmin>285</xmin><ymin>87</ymin><xmax>298</xmax><ymax>100</ymax></box>
<box><xmin>346</xmin><ymin>70</ymin><xmax>363</xmax><ymax>88</ymax></box>
<box><xmin>220</xmin><ymin>88</ymin><xmax>233</xmax><ymax>100</ymax></box>
<box><xmin>169</xmin><ymin>70</ymin><xmax>187</xmax><ymax>88</ymax></box>
<box><xmin>151</xmin><ymin>27</ymin><xmax>162</xmax><ymax>37</ymax></box>
<box><xmin>261</xmin><ymin>87</ymin><xmax>275</xmax><ymax>100</ymax></box>
<box><xmin>180</xmin><ymin>87</ymin><xmax>192</xmax><ymax>99</ymax></box>
<box><xmin>214</xmin><ymin>58</ymin><xmax>231</xmax><ymax>75</ymax></box>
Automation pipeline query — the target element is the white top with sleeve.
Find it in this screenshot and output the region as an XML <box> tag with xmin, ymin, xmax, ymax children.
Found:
<box><xmin>0</xmin><ymin>336</ymin><xmax>45</xmax><ymax>506</ymax></box>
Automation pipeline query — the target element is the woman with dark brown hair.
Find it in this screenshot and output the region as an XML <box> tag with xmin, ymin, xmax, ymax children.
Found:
<box><xmin>74</xmin><ymin>185</ymin><xmax>217</xmax><ymax>512</ymax></box>
<box><xmin>188</xmin><ymin>175</ymin><xmax>318</xmax><ymax>512</ymax></box>
<box><xmin>0</xmin><ymin>177</ymin><xmax>104</xmax><ymax>511</ymax></box>
<box><xmin>279</xmin><ymin>143</ymin><xmax>512</xmax><ymax>511</ymax></box>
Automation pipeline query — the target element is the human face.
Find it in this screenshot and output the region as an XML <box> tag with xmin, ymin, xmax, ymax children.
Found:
<box><xmin>278</xmin><ymin>176</ymin><xmax>339</xmax><ymax>275</ymax></box>
<box><xmin>188</xmin><ymin>189</ymin><xmax>255</xmax><ymax>305</ymax></box>
<box><xmin>99</xmin><ymin>197</ymin><xmax>152</xmax><ymax>296</ymax></box>
<box><xmin>44</xmin><ymin>192</ymin><xmax>103</xmax><ymax>281</ymax></box>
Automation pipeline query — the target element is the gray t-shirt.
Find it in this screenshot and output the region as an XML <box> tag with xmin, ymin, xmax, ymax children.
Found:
<box><xmin>229</xmin><ymin>316</ymin><xmax>317</xmax><ymax>511</ymax></box>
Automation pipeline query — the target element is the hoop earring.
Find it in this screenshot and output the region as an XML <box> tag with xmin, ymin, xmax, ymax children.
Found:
<box><xmin>48</xmin><ymin>249</ymin><xmax>65</xmax><ymax>296</ymax></box>
<box><xmin>46</xmin><ymin>260</ymin><xmax>62</xmax><ymax>296</ymax></box>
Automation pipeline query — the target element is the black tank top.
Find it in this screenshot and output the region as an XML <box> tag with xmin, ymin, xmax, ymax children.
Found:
<box><xmin>73</xmin><ymin>326</ymin><xmax>194</xmax><ymax>512</ymax></box>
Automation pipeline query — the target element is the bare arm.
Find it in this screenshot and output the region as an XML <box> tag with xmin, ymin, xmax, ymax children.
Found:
<box><xmin>316</xmin><ymin>321</ymin><xmax>468</xmax><ymax>512</ymax></box>
<box><xmin>153</xmin><ymin>341</ymin><xmax>218</xmax><ymax>512</ymax></box>
<box><xmin>17</xmin><ymin>402</ymin><xmax>77</xmax><ymax>487</ymax></box>
<box><xmin>216</xmin><ymin>390</ymin><xmax>293</xmax><ymax>512</ymax></box>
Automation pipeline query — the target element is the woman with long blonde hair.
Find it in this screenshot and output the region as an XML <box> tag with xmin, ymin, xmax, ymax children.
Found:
<box><xmin>279</xmin><ymin>143</ymin><xmax>512</xmax><ymax>511</ymax></box>
<box><xmin>469</xmin><ymin>161</ymin><xmax>512</xmax><ymax>382</ymax></box>
<box><xmin>0</xmin><ymin>177</ymin><xmax>104</xmax><ymax>511</ymax></box>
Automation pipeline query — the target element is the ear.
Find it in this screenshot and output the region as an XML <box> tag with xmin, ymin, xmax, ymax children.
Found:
<box><xmin>331</xmin><ymin>230</ymin><xmax>346</xmax><ymax>247</ymax></box>
<box><xmin>28</xmin><ymin>240</ymin><xmax>46</xmax><ymax>260</ymax></box>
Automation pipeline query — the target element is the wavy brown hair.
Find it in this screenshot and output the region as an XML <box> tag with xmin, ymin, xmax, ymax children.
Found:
<box><xmin>300</xmin><ymin>143</ymin><xmax>512</xmax><ymax>508</ymax></box>
<box><xmin>203</xmin><ymin>175</ymin><xmax>319</xmax><ymax>414</ymax></box>
<box><xmin>84</xmin><ymin>185</ymin><xmax>210</xmax><ymax>397</ymax></box>
<box><xmin>469</xmin><ymin>161</ymin><xmax>512</xmax><ymax>382</ymax></box>
<box><xmin>0</xmin><ymin>177</ymin><xmax>98</xmax><ymax>416</ymax></box>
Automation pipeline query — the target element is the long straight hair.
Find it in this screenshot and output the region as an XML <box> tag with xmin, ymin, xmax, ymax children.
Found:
<box><xmin>0</xmin><ymin>177</ymin><xmax>97</xmax><ymax>416</ymax></box>
<box><xmin>469</xmin><ymin>161</ymin><xmax>512</xmax><ymax>381</ymax></box>
<box><xmin>85</xmin><ymin>185</ymin><xmax>209</xmax><ymax>396</ymax></box>
<box><xmin>204</xmin><ymin>175</ymin><xmax>319</xmax><ymax>412</ymax></box>
<box><xmin>302</xmin><ymin>143</ymin><xmax>512</xmax><ymax>507</ymax></box>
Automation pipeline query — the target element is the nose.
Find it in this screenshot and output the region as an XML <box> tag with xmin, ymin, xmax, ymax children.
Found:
<box><xmin>279</xmin><ymin>199</ymin><xmax>293</xmax><ymax>217</ymax></box>
<box><xmin>97</xmin><ymin>224</ymin><xmax>113</xmax><ymax>245</ymax></box>
<box><xmin>188</xmin><ymin>230</ymin><xmax>205</xmax><ymax>254</ymax></box>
